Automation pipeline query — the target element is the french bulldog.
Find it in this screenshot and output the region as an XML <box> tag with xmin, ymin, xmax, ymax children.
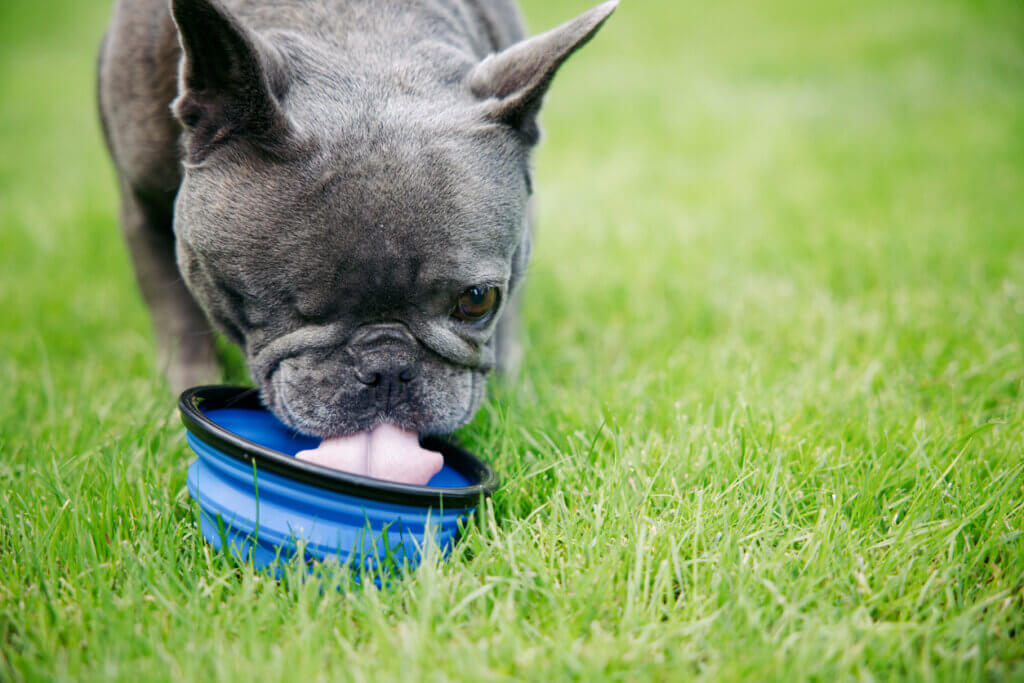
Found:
<box><xmin>97</xmin><ymin>0</ymin><xmax>616</xmax><ymax>447</ymax></box>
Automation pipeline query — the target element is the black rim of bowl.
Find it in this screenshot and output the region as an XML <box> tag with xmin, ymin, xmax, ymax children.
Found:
<box><xmin>179</xmin><ymin>385</ymin><xmax>497</xmax><ymax>507</ymax></box>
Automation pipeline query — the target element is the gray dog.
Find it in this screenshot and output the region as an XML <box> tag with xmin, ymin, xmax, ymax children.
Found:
<box><xmin>98</xmin><ymin>0</ymin><xmax>615</xmax><ymax>442</ymax></box>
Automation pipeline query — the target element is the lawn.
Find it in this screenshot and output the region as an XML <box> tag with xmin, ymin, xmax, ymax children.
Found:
<box><xmin>2</xmin><ymin>0</ymin><xmax>1023</xmax><ymax>679</ymax></box>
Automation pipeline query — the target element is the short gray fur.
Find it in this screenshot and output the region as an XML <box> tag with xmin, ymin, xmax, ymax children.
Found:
<box><xmin>98</xmin><ymin>0</ymin><xmax>616</xmax><ymax>438</ymax></box>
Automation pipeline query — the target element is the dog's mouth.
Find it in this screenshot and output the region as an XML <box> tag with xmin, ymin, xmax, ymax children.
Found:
<box><xmin>268</xmin><ymin>367</ymin><xmax>444</xmax><ymax>485</ymax></box>
<box><xmin>294</xmin><ymin>423</ymin><xmax>444</xmax><ymax>486</ymax></box>
<box><xmin>259</xmin><ymin>346</ymin><xmax>486</xmax><ymax>485</ymax></box>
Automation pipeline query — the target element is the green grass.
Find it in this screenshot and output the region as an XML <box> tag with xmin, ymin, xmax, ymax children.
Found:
<box><xmin>2</xmin><ymin>0</ymin><xmax>1023</xmax><ymax>679</ymax></box>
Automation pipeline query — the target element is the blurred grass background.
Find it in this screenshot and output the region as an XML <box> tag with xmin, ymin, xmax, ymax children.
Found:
<box><xmin>1</xmin><ymin>0</ymin><xmax>1023</xmax><ymax>680</ymax></box>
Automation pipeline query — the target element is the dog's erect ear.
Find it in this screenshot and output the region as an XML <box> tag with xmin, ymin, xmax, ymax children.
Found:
<box><xmin>466</xmin><ymin>0</ymin><xmax>617</xmax><ymax>143</ymax></box>
<box><xmin>170</xmin><ymin>0</ymin><xmax>292</xmax><ymax>163</ymax></box>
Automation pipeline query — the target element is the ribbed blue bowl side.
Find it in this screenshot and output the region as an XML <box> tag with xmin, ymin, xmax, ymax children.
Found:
<box><xmin>185</xmin><ymin>432</ymin><xmax>475</xmax><ymax>571</ymax></box>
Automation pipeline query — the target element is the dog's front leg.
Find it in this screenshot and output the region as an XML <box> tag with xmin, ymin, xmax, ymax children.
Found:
<box><xmin>119</xmin><ymin>185</ymin><xmax>219</xmax><ymax>394</ymax></box>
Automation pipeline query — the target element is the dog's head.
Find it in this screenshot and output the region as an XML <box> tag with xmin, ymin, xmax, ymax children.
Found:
<box><xmin>169</xmin><ymin>0</ymin><xmax>615</xmax><ymax>437</ymax></box>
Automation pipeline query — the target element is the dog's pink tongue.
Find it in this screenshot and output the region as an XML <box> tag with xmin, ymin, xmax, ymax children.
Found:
<box><xmin>295</xmin><ymin>424</ymin><xmax>443</xmax><ymax>486</ymax></box>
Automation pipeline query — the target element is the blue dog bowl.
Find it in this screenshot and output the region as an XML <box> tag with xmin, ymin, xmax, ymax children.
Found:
<box><xmin>179</xmin><ymin>385</ymin><xmax>496</xmax><ymax>573</ymax></box>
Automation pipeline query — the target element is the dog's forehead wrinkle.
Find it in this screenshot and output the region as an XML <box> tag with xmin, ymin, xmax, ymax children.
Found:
<box><xmin>419</xmin><ymin>262</ymin><xmax>510</xmax><ymax>291</ymax></box>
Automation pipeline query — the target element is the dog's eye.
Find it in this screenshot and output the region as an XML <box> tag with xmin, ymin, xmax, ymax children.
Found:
<box><xmin>453</xmin><ymin>285</ymin><xmax>498</xmax><ymax>323</ymax></box>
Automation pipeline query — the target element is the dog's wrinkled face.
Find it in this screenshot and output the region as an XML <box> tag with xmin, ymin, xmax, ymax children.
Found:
<box><xmin>168</xmin><ymin>0</ymin><xmax>615</xmax><ymax>438</ymax></box>
<box><xmin>175</xmin><ymin>116</ymin><xmax>529</xmax><ymax>437</ymax></box>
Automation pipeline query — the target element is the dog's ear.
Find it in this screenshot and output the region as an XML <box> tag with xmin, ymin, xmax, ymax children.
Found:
<box><xmin>466</xmin><ymin>0</ymin><xmax>617</xmax><ymax>144</ymax></box>
<box><xmin>170</xmin><ymin>0</ymin><xmax>292</xmax><ymax>163</ymax></box>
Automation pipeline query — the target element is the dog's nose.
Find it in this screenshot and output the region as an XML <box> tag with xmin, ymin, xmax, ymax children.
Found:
<box><xmin>355</xmin><ymin>360</ymin><xmax>416</xmax><ymax>387</ymax></box>
<box><xmin>349</xmin><ymin>322</ymin><xmax>419</xmax><ymax>388</ymax></box>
